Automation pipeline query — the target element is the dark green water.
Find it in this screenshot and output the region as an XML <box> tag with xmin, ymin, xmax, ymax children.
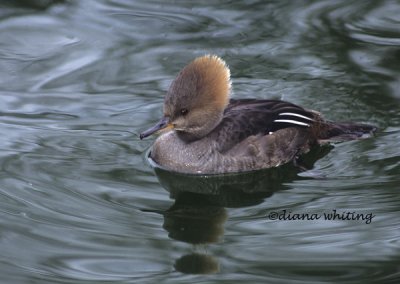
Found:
<box><xmin>1</xmin><ymin>0</ymin><xmax>400</xmax><ymax>283</ymax></box>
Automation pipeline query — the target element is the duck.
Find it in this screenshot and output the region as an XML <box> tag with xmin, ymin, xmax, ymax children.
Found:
<box><xmin>140</xmin><ymin>55</ymin><xmax>376</xmax><ymax>174</ymax></box>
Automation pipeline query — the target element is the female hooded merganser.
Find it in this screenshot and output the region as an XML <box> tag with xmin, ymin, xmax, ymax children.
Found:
<box><xmin>140</xmin><ymin>55</ymin><xmax>376</xmax><ymax>174</ymax></box>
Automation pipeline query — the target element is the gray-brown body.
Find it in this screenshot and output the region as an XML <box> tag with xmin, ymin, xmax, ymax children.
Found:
<box><xmin>151</xmin><ymin>126</ymin><xmax>312</xmax><ymax>174</ymax></box>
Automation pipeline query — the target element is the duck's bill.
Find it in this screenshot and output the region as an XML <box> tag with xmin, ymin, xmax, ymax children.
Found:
<box><xmin>140</xmin><ymin>116</ymin><xmax>172</xmax><ymax>139</ymax></box>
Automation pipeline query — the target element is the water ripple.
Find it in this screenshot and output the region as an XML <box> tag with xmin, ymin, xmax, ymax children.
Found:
<box><xmin>42</xmin><ymin>256</ymin><xmax>167</xmax><ymax>281</ymax></box>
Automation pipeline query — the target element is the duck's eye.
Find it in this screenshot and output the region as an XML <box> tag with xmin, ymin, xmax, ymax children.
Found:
<box><xmin>180</xmin><ymin>108</ymin><xmax>189</xmax><ymax>116</ymax></box>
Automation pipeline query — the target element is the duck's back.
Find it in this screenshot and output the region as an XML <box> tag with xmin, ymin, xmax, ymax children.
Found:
<box><xmin>209</xmin><ymin>99</ymin><xmax>314</xmax><ymax>151</ymax></box>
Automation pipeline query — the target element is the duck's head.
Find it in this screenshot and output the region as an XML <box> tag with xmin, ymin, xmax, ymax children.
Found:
<box><xmin>140</xmin><ymin>55</ymin><xmax>231</xmax><ymax>141</ymax></box>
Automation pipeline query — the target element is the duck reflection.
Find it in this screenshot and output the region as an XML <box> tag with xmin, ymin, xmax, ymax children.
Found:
<box><xmin>153</xmin><ymin>146</ymin><xmax>331</xmax><ymax>274</ymax></box>
<box><xmin>157</xmin><ymin>166</ymin><xmax>294</xmax><ymax>274</ymax></box>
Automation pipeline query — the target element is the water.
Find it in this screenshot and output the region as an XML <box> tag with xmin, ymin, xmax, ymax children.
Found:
<box><xmin>0</xmin><ymin>0</ymin><xmax>400</xmax><ymax>283</ymax></box>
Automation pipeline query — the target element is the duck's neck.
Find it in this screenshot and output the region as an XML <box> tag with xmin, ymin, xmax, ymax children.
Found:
<box><xmin>176</xmin><ymin>110</ymin><xmax>224</xmax><ymax>143</ymax></box>
<box><xmin>175</xmin><ymin>130</ymin><xmax>206</xmax><ymax>143</ymax></box>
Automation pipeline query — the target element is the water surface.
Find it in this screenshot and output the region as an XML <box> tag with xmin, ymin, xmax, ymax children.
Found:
<box><xmin>1</xmin><ymin>0</ymin><xmax>400</xmax><ymax>283</ymax></box>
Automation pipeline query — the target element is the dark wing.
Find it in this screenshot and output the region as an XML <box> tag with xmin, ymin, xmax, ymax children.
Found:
<box><xmin>212</xmin><ymin>99</ymin><xmax>316</xmax><ymax>153</ymax></box>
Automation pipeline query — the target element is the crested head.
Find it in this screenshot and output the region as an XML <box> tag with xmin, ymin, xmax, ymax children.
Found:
<box><xmin>162</xmin><ymin>55</ymin><xmax>232</xmax><ymax>140</ymax></box>
<box><xmin>165</xmin><ymin>55</ymin><xmax>231</xmax><ymax>113</ymax></box>
<box><xmin>188</xmin><ymin>55</ymin><xmax>231</xmax><ymax>109</ymax></box>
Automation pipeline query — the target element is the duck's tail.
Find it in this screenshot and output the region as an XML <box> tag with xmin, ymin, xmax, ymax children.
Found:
<box><xmin>316</xmin><ymin>121</ymin><xmax>377</xmax><ymax>144</ymax></box>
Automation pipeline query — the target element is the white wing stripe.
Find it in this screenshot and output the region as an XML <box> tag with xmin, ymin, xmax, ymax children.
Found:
<box><xmin>274</xmin><ymin>119</ymin><xmax>310</xmax><ymax>127</ymax></box>
<box><xmin>278</xmin><ymin>112</ymin><xmax>314</xmax><ymax>121</ymax></box>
